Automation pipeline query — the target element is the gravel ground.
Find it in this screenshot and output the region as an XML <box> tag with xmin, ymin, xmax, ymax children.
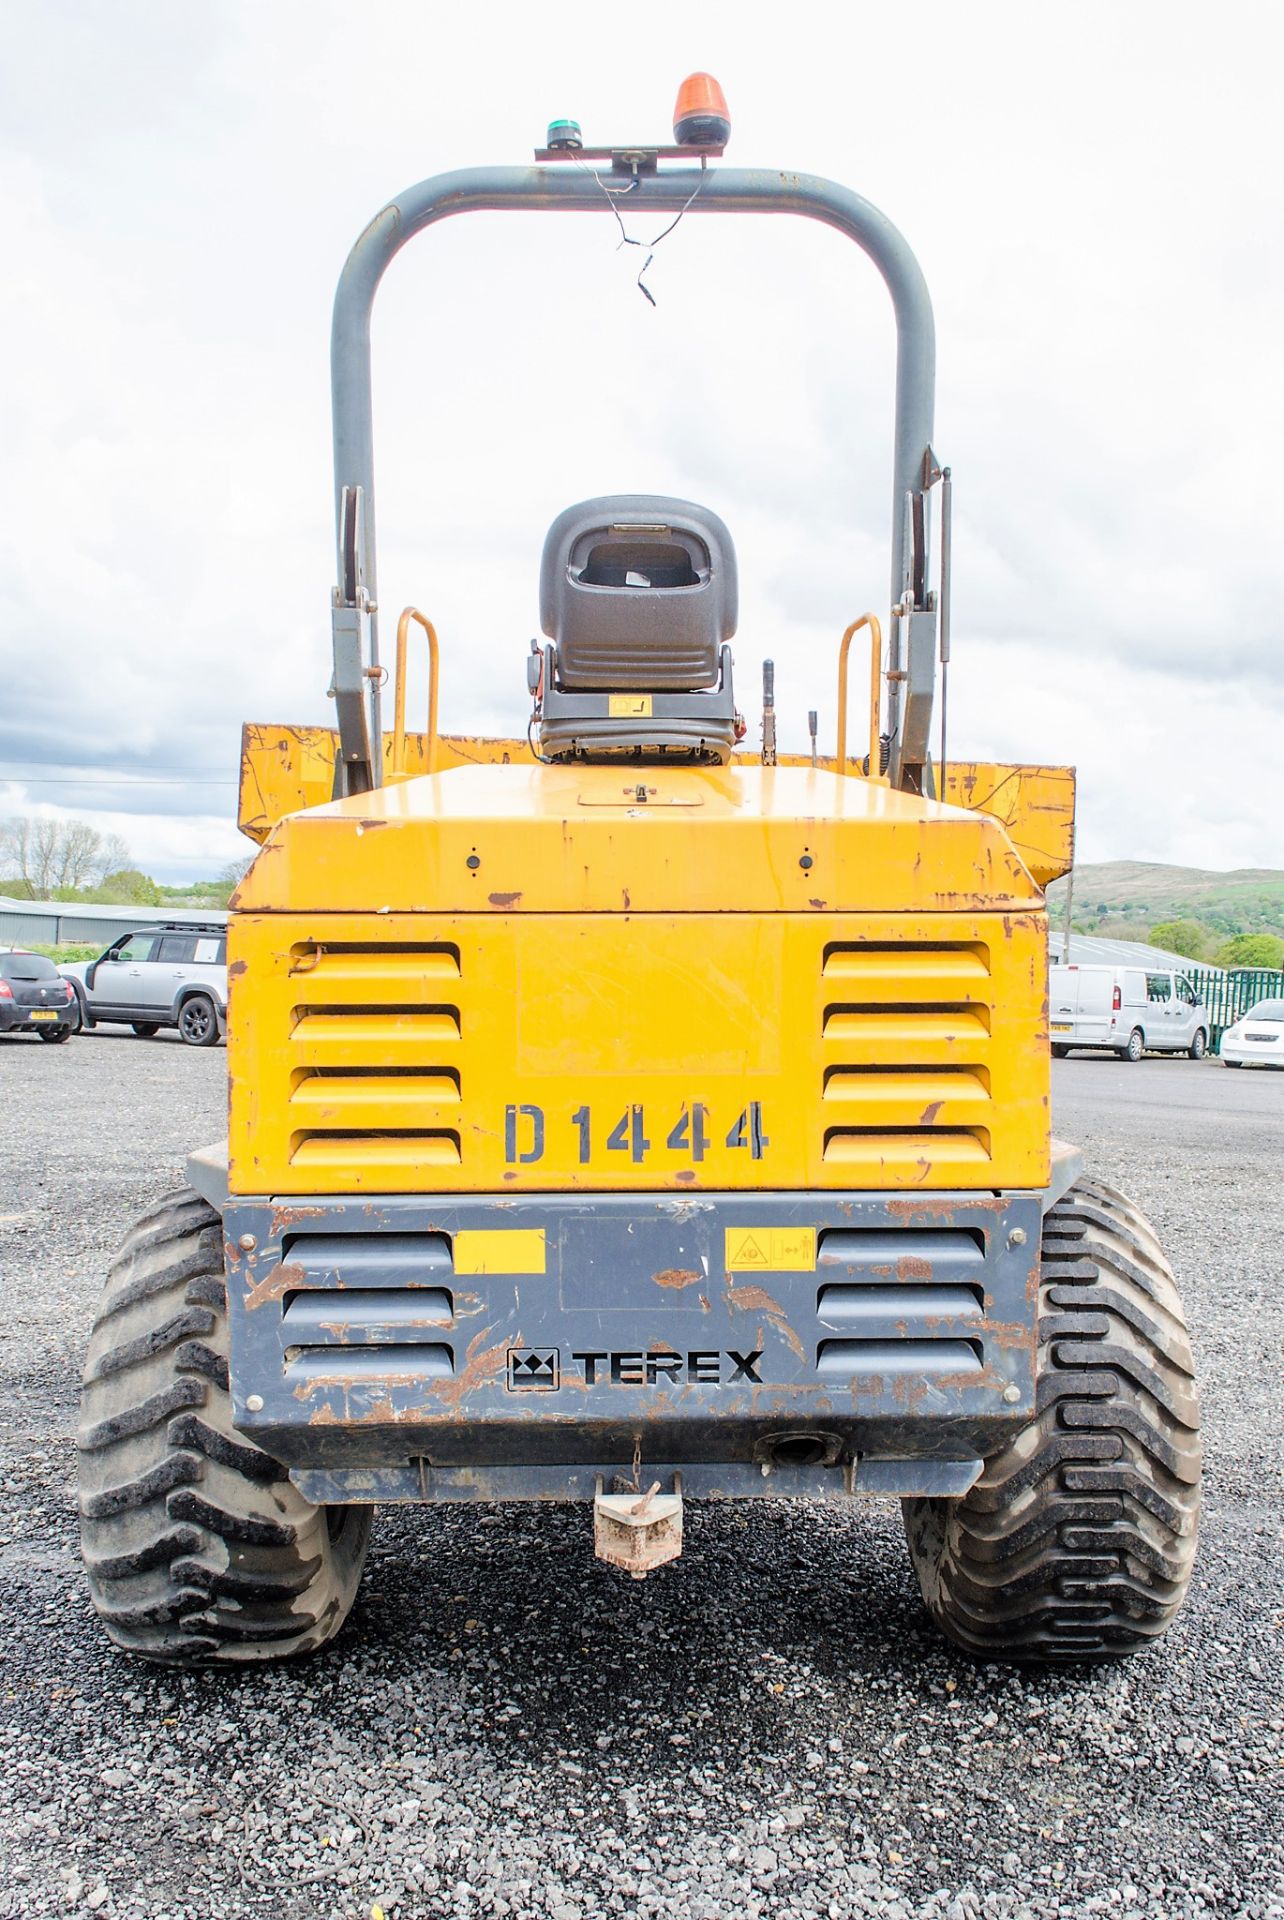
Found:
<box><xmin>0</xmin><ymin>1029</ymin><xmax>1281</xmax><ymax>1920</ymax></box>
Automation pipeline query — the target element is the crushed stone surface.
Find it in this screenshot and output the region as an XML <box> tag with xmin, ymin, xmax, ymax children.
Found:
<box><xmin>0</xmin><ymin>1031</ymin><xmax>1280</xmax><ymax>1918</ymax></box>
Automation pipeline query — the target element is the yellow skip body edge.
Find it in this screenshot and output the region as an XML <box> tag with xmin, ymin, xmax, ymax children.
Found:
<box><xmin>237</xmin><ymin>725</ymin><xmax>1073</xmax><ymax>890</ymax></box>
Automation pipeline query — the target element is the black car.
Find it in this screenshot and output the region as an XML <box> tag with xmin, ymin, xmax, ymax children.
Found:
<box><xmin>0</xmin><ymin>950</ymin><xmax>77</xmax><ymax>1042</ymax></box>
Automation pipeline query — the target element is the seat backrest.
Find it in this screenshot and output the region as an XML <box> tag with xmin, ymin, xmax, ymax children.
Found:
<box><xmin>539</xmin><ymin>494</ymin><xmax>737</xmax><ymax>692</ymax></box>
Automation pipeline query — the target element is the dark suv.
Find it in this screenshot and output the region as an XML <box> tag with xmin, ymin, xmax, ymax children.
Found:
<box><xmin>0</xmin><ymin>950</ymin><xmax>78</xmax><ymax>1041</ymax></box>
<box><xmin>62</xmin><ymin>924</ymin><xmax>228</xmax><ymax>1046</ymax></box>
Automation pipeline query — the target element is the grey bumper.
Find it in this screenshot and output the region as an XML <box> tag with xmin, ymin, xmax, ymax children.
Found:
<box><xmin>216</xmin><ymin>1183</ymin><xmax>1052</xmax><ymax>1504</ymax></box>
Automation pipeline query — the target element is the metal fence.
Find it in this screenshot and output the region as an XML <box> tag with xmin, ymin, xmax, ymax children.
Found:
<box><xmin>1186</xmin><ymin>967</ymin><xmax>1284</xmax><ymax>1049</ymax></box>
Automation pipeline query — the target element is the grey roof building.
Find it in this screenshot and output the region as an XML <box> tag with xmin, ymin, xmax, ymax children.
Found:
<box><xmin>1047</xmin><ymin>932</ymin><xmax>1218</xmax><ymax>973</ymax></box>
<box><xmin>0</xmin><ymin>895</ymin><xmax>227</xmax><ymax>949</ymax></box>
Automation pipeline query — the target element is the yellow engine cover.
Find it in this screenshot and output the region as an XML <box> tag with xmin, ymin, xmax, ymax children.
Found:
<box><xmin>227</xmin><ymin>764</ymin><xmax>1051</xmax><ymax>1197</ymax></box>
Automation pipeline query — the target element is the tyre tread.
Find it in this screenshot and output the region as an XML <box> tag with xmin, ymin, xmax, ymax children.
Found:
<box><xmin>78</xmin><ymin>1188</ymin><xmax>371</xmax><ymax>1667</ymax></box>
<box><xmin>902</xmin><ymin>1178</ymin><xmax>1200</xmax><ymax>1664</ymax></box>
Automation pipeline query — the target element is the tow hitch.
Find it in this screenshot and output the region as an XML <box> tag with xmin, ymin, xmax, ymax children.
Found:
<box><xmin>593</xmin><ymin>1474</ymin><xmax>684</xmax><ymax>1579</ymax></box>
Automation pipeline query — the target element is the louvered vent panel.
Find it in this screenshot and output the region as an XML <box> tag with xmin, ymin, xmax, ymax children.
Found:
<box><xmin>821</xmin><ymin>943</ymin><xmax>993</xmax><ymax>1169</ymax></box>
<box><xmin>286</xmin><ymin>943</ymin><xmax>462</xmax><ymax>1169</ymax></box>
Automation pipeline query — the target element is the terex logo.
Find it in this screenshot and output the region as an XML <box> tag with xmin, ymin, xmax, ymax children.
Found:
<box><xmin>571</xmin><ymin>1349</ymin><xmax>764</xmax><ymax>1386</ymax></box>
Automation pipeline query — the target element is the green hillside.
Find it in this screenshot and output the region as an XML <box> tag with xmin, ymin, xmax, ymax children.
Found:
<box><xmin>1046</xmin><ymin>861</ymin><xmax>1284</xmax><ymax>931</ymax></box>
<box><xmin>1045</xmin><ymin>862</ymin><xmax>1284</xmax><ymax>960</ymax></box>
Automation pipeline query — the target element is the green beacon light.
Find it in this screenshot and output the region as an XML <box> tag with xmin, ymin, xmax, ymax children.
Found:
<box><xmin>545</xmin><ymin>118</ymin><xmax>583</xmax><ymax>152</ymax></box>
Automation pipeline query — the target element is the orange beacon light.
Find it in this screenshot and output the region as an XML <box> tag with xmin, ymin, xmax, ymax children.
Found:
<box><xmin>672</xmin><ymin>73</ymin><xmax>731</xmax><ymax>148</ymax></box>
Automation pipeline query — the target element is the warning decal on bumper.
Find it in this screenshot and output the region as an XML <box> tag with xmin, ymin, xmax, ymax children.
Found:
<box><xmin>724</xmin><ymin>1227</ymin><xmax>816</xmax><ymax>1272</ymax></box>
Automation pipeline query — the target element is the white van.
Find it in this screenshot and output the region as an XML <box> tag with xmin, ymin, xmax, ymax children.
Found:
<box><xmin>1049</xmin><ymin>964</ymin><xmax>1209</xmax><ymax>1062</ymax></box>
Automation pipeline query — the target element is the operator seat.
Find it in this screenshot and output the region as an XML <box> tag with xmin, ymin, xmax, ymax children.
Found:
<box><xmin>532</xmin><ymin>494</ymin><xmax>740</xmax><ymax>762</ymax></box>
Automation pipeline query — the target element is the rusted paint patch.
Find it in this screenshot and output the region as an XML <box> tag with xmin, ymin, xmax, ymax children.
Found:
<box><xmin>488</xmin><ymin>890</ymin><xmax>522</xmax><ymax>908</ymax></box>
<box><xmin>887</xmin><ymin>1195</ymin><xmax>1007</xmax><ymax>1221</ymax></box>
<box><xmin>724</xmin><ymin>1283</ymin><xmax>805</xmax><ymax>1361</ymax></box>
<box><xmin>348</xmin><ymin>1393</ymin><xmax>402</xmax><ymax>1425</ymax></box>
<box><xmin>426</xmin><ymin>1325</ymin><xmax>513</xmax><ymax>1411</ymax></box>
<box><xmin>988</xmin><ymin>1316</ymin><xmax>1036</xmax><ymax>1353</ymax></box>
<box><xmin>654</xmin><ymin>1268</ymin><xmax>703</xmax><ymax>1290</ymax></box>
<box><xmin>245</xmin><ymin>1259</ymin><xmax>306</xmax><ymax>1312</ymax></box>
<box><xmin>728</xmin><ymin>1284</ymin><xmax>787</xmax><ymax>1315</ymax></box>
<box><xmin>314</xmin><ymin>1310</ymin><xmax>446</xmax><ymax>1340</ymax></box>
<box><xmin>270</xmin><ymin>1204</ymin><xmax>336</xmax><ymax>1230</ymax></box>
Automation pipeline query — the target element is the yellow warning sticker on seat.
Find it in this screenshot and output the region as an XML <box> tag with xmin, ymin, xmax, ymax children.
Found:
<box><xmin>453</xmin><ymin>1229</ymin><xmax>547</xmax><ymax>1275</ymax></box>
<box><xmin>724</xmin><ymin>1227</ymin><xmax>816</xmax><ymax>1272</ymax></box>
<box><xmin>608</xmin><ymin>694</ymin><xmax>653</xmax><ymax>717</ymax></box>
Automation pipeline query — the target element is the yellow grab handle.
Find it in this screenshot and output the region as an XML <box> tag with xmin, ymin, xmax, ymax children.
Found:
<box><xmin>835</xmin><ymin>613</ymin><xmax>883</xmax><ymax>777</ymax></box>
<box><xmin>392</xmin><ymin>607</ymin><xmax>440</xmax><ymax>776</ymax></box>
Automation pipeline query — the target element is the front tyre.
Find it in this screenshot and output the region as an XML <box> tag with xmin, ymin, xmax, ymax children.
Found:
<box><xmin>78</xmin><ymin>1189</ymin><xmax>372</xmax><ymax>1666</ymax></box>
<box><xmin>902</xmin><ymin>1177</ymin><xmax>1200</xmax><ymax>1664</ymax></box>
<box><xmin>1188</xmin><ymin>1029</ymin><xmax>1207</xmax><ymax>1060</ymax></box>
<box><xmin>177</xmin><ymin>994</ymin><xmax>220</xmax><ymax>1048</ymax></box>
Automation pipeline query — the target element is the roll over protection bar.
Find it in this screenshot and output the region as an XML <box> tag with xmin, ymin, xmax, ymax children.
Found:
<box><xmin>330</xmin><ymin>163</ymin><xmax>937</xmax><ymax>794</ymax></box>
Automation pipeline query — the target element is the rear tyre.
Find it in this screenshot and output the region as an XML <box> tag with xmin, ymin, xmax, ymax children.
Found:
<box><xmin>1188</xmin><ymin>1029</ymin><xmax>1207</xmax><ymax>1060</ymax></box>
<box><xmin>37</xmin><ymin>1025</ymin><xmax>73</xmax><ymax>1044</ymax></box>
<box><xmin>1052</xmin><ymin>1044</ymin><xmax>1070</xmax><ymax>1059</ymax></box>
<box><xmin>131</xmin><ymin>1022</ymin><xmax>160</xmax><ymax>1039</ymax></box>
<box><xmin>1223</xmin><ymin>1058</ymin><xmax>1243</xmax><ymax>1069</ymax></box>
<box><xmin>902</xmin><ymin>1176</ymin><xmax>1200</xmax><ymax>1664</ymax></box>
<box><xmin>177</xmin><ymin>995</ymin><xmax>220</xmax><ymax>1048</ymax></box>
<box><xmin>78</xmin><ymin>1189</ymin><xmax>372</xmax><ymax>1666</ymax></box>
<box><xmin>1123</xmin><ymin>1028</ymin><xmax>1144</xmax><ymax>1063</ymax></box>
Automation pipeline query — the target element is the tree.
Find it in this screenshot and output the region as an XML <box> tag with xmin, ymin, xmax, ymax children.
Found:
<box><xmin>1150</xmin><ymin>919</ymin><xmax>1217</xmax><ymax>962</ymax></box>
<box><xmin>0</xmin><ymin>816</ymin><xmax>132</xmax><ymax>898</ymax></box>
<box><xmin>99</xmin><ymin>832</ymin><xmax>131</xmax><ymax>876</ymax></box>
<box><xmin>1216</xmin><ymin>932</ymin><xmax>1284</xmax><ymax>970</ymax></box>
<box><xmin>0</xmin><ymin>818</ymin><xmax>36</xmax><ymax>896</ymax></box>
<box><xmin>214</xmin><ymin>857</ymin><xmax>255</xmax><ymax>908</ymax></box>
<box><xmin>97</xmin><ymin>868</ymin><xmax>162</xmax><ymax>906</ymax></box>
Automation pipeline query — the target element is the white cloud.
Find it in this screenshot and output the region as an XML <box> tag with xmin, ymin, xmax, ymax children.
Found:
<box><xmin>0</xmin><ymin>0</ymin><xmax>1279</xmax><ymax>878</ymax></box>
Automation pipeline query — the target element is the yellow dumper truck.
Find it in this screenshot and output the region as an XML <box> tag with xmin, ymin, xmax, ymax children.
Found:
<box><xmin>77</xmin><ymin>83</ymin><xmax>1199</xmax><ymax>1668</ymax></box>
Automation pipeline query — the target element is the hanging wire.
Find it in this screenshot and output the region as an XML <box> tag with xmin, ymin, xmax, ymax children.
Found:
<box><xmin>575</xmin><ymin>155</ymin><xmax>706</xmax><ymax>306</ymax></box>
<box><xmin>526</xmin><ymin>712</ymin><xmax>556</xmax><ymax>765</ymax></box>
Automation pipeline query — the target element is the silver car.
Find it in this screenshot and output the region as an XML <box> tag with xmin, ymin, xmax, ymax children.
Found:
<box><xmin>62</xmin><ymin>924</ymin><xmax>228</xmax><ymax>1046</ymax></box>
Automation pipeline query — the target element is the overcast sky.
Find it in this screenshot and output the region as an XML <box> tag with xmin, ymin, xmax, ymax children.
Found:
<box><xmin>1</xmin><ymin>0</ymin><xmax>1280</xmax><ymax>881</ymax></box>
